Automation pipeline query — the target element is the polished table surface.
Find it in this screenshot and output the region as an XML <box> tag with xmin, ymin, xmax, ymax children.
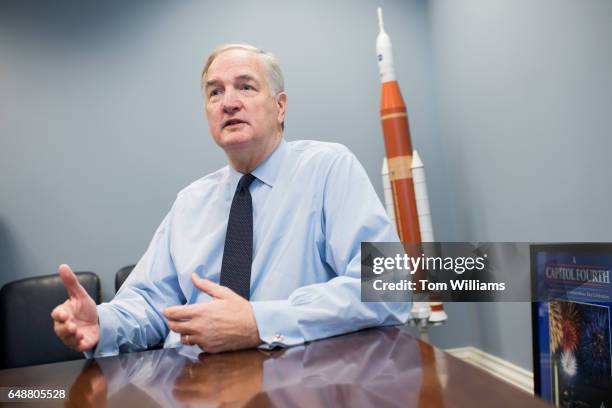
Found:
<box><xmin>0</xmin><ymin>327</ymin><xmax>551</xmax><ymax>407</ymax></box>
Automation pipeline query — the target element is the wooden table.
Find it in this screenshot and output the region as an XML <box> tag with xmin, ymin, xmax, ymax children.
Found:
<box><xmin>0</xmin><ymin>327</ymin><xmax>551</xmax><ymax>407</ymax></box>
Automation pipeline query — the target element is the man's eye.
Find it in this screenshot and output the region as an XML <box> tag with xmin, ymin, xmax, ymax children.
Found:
<box><xmin>241</xmin><ymin>84</ymin><xmax>255</xmax><ymax>91</ymax></box>
<box><xmin>209</xmin><ymin>89</ymin><xmax>221</xmax><ymax>97</ymax></box>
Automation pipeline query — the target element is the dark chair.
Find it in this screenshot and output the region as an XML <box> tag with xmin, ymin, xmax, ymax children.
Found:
<box><xmin>115</xmin><ymin>264</ymin><xmax>135</xmax><ymax>292</ymax></box>
<box><xmin>0</xmin><ymin>272</ymin><xmax>101</xmax><ymax>369</ymax></box>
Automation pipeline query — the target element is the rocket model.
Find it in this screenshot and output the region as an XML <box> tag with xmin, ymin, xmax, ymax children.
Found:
<box><xmin>376</xmin><ymin>8</ymin><xmax>421</xmax><ymax>245</ymax></box>
<box><xmin>377</xmin><ymin>8</ymin><xmax>447</xmax><ymax>323</ymax></box>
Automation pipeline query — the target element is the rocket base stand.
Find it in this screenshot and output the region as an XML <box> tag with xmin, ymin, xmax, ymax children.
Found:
<box><xmin>428</xmin><ymin>302</ymin><xmax>448</xmax><ymax>323</ymax></box>
<box><xmin>409</xmin><ymin>302</ymin><xmax>431</xmax><ymax>320</ymax></box>
<box><xmin>429</xmin><ymin>310</ymin><xmax>449</xmax><ymax>323</ymax></box>
<box><xmin>408</xmin><ymin>316</ymin><xmax>446</xmax><ymax>342</ymax></box>
<box><xmin>408</xmin><ymin>302</ymin><xmax>447</xmax><ymax>342</ymax></box>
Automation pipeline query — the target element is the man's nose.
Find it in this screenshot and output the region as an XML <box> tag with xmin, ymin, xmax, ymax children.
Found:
<box><xmin>222</xmin><ymin>90</ymin><xmax>242</xmax><ymax>114</ymax></box>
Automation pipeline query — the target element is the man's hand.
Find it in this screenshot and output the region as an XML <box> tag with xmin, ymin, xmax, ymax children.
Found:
<box><xmin>173</xmin><ymin>350</ymin><xmax>266</xmax><ymax>405</ymax></box>
<box><xmin>65</xmin><ymin>360</ymin><xmax>107</xmax><ymax>408</ymax></box>
<box><xmin>51</xmin><ymin>264</ymin><xmax>100</xmax><ymax>353</ymax></box>
<box><xmin>164</xmin><ymin>273</ymin><xmax>262</xmax><ymax>353</ymax></box>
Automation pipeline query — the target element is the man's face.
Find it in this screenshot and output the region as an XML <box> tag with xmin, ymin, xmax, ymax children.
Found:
<box><xmin>204</xmin><ymin>49</ymin><xmax>286</xmax><ymax>153</ymax></box>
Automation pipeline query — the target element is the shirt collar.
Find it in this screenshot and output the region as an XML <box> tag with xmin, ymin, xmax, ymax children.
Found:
<box><xmin>252</xmin><ymin>138</ymin><xmax>286</xmax><ymax>188</ymax></box>
<box><xmin>227</xmin><ymin>138</ymin><xmax>286</xmax><ymax>189</ymax></box>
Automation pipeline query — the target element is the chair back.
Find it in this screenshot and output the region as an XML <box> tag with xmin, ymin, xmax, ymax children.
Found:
<box><xmin>0</xmin><ymin>272</ymin><xmax>101</xmax><ymax>369</ymax></box>
<box><xmin>115</xmin><ymin>265</ymin><xmax>135</xmax><ymax>292</ymax></box>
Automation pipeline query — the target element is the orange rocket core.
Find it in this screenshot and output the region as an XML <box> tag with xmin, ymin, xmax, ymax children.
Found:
<box><xmin>380</xmin><ymin>80</ymin><xmax>421</xmax><ymax>245</ymax></box>
<box><xmin>430</xmin><ymin>303</ymin><xmax>444</xmax><ymax>312</ymax></box>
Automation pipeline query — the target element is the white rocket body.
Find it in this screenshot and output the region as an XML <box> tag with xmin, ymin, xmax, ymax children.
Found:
<box><xmin>376</xmin><ymin>8</ymin><xmax>396</xmax><ymax>83</ymax></box>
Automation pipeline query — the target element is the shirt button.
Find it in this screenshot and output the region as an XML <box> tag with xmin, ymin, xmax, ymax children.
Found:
<box><xmin>273</xmin><ymin>334</ymin><xmax>284</xmax><ymax>342</ymax></box>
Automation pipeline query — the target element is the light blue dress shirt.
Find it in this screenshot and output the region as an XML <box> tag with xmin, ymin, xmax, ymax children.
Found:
<box><xmin>94</xmin><ymin>139</ymin><xmax>410</xmax><ymax>356</ymax></box>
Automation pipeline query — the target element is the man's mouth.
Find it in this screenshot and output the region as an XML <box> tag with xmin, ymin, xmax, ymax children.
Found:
<box><xmin>222</xmin><ymin>119</ymin><xmax>248</xmax><ymax>129</ymax></box>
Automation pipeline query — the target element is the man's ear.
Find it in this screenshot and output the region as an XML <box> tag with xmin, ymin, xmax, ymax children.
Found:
<box><xmin>276</xmin><ymin>92</ymin><xmax>288</xmax><ymax>125</ymax></box>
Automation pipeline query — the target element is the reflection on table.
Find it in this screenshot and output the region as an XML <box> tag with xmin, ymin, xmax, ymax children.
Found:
<box><xmin>0</xmin><ymin>328</ymin><xmax>551</xmax><ymax>407</ymax></box>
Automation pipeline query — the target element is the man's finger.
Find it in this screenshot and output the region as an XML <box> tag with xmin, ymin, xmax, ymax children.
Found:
<box><xmin>51</xmin><ymin>304</ymin><xmax>71</xmax><ymax>322</ymax></box>
<box><xmin>58</xmin><ymin>264</ymin><xmax>88</xmax><ymax>299</ymax></box>
<box><xmin>54</xmin><ymin>320</ymin><xmax>70</xmax><ymax>338</ymax></box>
<box><xmin>54</xmin><ymin>322</ymin><xmax>80</xmax><ymax>348</ymax></box>
<box><xmin>164</xmin><ymin>304</ymin><xmax>200</xmax><ymax>321</ymax></box>
<box><xmin>66</xmin><ymin>322</ymin><xmax>78</xmax><ymax>334</ymax></box>
<box><xmin>167</xmin><ymin>319</ymin><xmax>195</xmax><ymax>334</ymax></box>
<box><xmin>74</xmin><ymin>330</ymin><xmax>84</xmax><ymax>342</ymax></box>
<box><xmin>191</xmin><ymin>273</ymin><xmax>233</xmax><ymax>299</ymax></box>
<box><xmin>76</xmin><ymin>336</ymin><xmax>95</xmax><ymax>352</ymax></box>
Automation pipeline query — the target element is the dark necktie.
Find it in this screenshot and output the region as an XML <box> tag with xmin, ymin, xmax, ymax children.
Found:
<box><xmin>220</xmin><ymin>173</ymin><xmax>256</xmax><ymax>299</ymax></box>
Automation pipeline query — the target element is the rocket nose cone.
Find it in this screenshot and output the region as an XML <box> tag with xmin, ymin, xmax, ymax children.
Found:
<box><xmin>411</xmin><ymin>150</ymin><xmax>424</xmax><ymax>169</ymax></box>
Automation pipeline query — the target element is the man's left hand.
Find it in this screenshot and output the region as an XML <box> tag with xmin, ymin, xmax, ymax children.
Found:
<box><xmin>164</xmin><ymin>273</ymin><xmax>262</xmax><ymax>353</ymax></box>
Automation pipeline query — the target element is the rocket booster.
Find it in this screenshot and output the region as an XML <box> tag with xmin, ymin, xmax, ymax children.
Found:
<box><xmin>377</xmin><ymin>8</ymin><xmax>421</xmax><ymax>245</ymax></box>
<box><xmin>411</xmin><ymin>150</ymin><xmax>448</xmax><ymax>323</ymax></box>
<box><xmin>411</xmin><ymin>150</ymin><xmax>434</xmax><ymax>243</ymax></box>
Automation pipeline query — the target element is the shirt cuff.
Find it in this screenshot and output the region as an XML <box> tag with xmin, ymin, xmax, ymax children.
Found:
<box><xmin>250</xmin><ymin>300</ymin><xmax>305</xmax><ymax>349</ymax></box>
<box><xmin>89</xmin><ymin>304</ymin><xmax>121</xmax><ymax>358</ymax></box>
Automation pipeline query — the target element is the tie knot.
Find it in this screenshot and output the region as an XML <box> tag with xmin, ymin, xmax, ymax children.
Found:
<box><xmin>237</xmin><ymin>173</ymin><xmax>256</xmax><ymax>192</ymax></box>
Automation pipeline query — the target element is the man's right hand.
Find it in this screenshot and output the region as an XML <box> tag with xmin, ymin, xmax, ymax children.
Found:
<box><xmin>51</xmin><ymin>264</ymin><xmax>100</xmax><ymax>353</ymax></box>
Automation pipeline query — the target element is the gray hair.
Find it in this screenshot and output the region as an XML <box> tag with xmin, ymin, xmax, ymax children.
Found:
<box><xmin>201</xmin><ymin>43</ymin><xmax>285</xmax><ymax>96</ymax></box>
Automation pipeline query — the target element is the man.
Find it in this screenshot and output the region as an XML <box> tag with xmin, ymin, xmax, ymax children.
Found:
<box><xmin>52</xmin><ymin>43</ymin><xmax>409</xmax><ymax>356</ymax></box>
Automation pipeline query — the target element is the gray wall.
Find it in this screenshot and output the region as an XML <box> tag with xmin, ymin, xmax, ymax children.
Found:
<box><xmin>2</xmin><ymin>0</ymin><xmax>611</xmax><ymax>372</ymax></box>
<box><xmin>422</xmin><ymin>0</ymin><xmax>612</xmax><ymax>370</ymax></box>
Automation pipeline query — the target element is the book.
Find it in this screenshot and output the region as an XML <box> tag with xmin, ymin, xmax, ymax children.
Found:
<box><xmin>532</xmin><ymin>244</ymin><xmax>612</xmax><ymax>408</ymax></box>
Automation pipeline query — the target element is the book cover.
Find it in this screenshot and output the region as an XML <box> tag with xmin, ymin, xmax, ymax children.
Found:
<box><xmin>532</xmin><ymin>245</ymin><xmax>612</xmax><ymax>408</ymax></box>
